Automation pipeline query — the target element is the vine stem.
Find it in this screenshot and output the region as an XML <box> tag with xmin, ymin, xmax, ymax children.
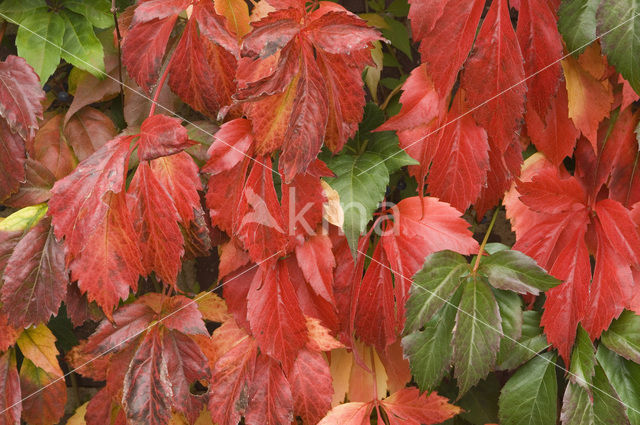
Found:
<box><xmin>148</xmin><ymin>63</ymin><xmax>172</xmax><ymax>117</ymax></box>
<box><xmin>111</xmin><ymin>0</ymin><xmax>124</xmax><ymax>106</ymax></box>
<box><xmin>472</xmin><ymin>207</ymin><xmax>499</xmax><ymax>274</ymax></box>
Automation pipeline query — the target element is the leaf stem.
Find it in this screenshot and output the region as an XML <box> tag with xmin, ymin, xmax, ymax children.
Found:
<box><xmin>472</xmin><ymin>207</ymin><xmax>499</xmax><ymax>274</ymax></box>
<box><xmin>148</xmin><ymin>62</ymin><xmax>172</xmax><ymax>117</ymax></box>
<box><xmin>380</xmin><ymin>83</ymin><xmax>403</xmax><ymax>110</ymax></box>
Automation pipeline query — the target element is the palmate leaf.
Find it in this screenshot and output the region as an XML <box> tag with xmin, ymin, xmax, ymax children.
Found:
<box><xmin>403</xmin><ymin>246</ymin><xmax>558</xmax><ymax>395</ymax></box>
<box><xmin>479</xmin><ymin>250</ymin><xmax>562</xmax><ymax>295</ymax></box>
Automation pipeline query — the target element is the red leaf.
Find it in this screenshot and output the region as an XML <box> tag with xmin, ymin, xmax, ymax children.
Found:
<box><xmin>516</xmin><ymin>0</ymin><xmax>563</xmax><ymax>118</ymax></box>
<box><xmin>0</xmin><ymin>55</ymin><xmax>44</xmax><ymax>140</ymax></box>
<box><xmin>461</xmin><ymin>0</ymin><xmax>526</xmax><ymax>153</ymax></box>
<box><xmin>581</xmin><ymin>218</ymin><xmax>634</xmax><ymax>337</ymax></box>
<box><xmin>70</xmin><ymin>191</ymin><xmax>143</xmax><ymax>314</ymax></box>
<box><xmin>355</xmin><ymin>241</ymin><xmax>396</xmax><ymax>351</ymax></box>
<box><xmin>137</xmin><ymin>115</ymin><xmax>191</xmax><ymax>161</ymax></box>
<box><xmin>305</xmin><ymin>10</ymin><xmax>381</xmax><ymax>54</ymax></box>
<box><xmin>426</xmin><ymin>91</ymin><xmax>489</xmax><ymax>212</ymax></box>
<box><xmin>318</xmin><ymin>402</ymin><xmax>374</xmax><ymax>425</ymax></box>
<box><xmin>0</xmin><ymin>120</ymin><xmax>27</xmax><ymax>201</ymax></box>
<box><xmin>162</xmin><ymin>330</ymin><xmax>210</xmax><ymax>423</ymax></box>
<box><xmin>294</xmin><ymin>233</ymin><xmax>336</xmax><ymax>304</ymax></box>
<box><xmin>290</xmin><ymin>349</ymin><xmax>333</xmax><ymax>424</ymax></box>
<box><xmin>2</xmin><ymin>159</ymin><xmax>55</xmax><ymax>208</ymax></box>
<box><xmin>128</xmin><ymin>162</ymin><xmax>184</xmax><ymax>286</ymax></box>
<box><xmin>85</xmin><ymin>300</ymin><xmax>155</xmax><ymax>354</ymax></box>
<box><xmin>132</xmin><ymin>0</ymin><xmax>190</xmax><ymax>24</ymax></box>
<box><xmin>525</xmin><ymin>81</ymin><xmax>580</xmax><ymax>166</ymax></box>
<box><xmin>149</xmin><ymin>152</ymin><xmax>203</xmax><ymax>224</ymax></box>
<box><xmin>168</xmin><ymin>17</ymin><xmax>237</xmax><ymax>118</ymax></box>
<box><xmin>281</xmin><ymin>170</ymin><xmax>326</xmax><ymax>242</ymax></box>
<box><xmin>203</xmin><ymin>118</ymin><xmax>254</xmax><ymax>175</ymax></box>
<box><xmin>49</xmin><ymin>137</ymin><xmax>146</xmax><ymax>313</ymax></box>
<box><xmin>247</xmin><ymin>261</ymin><xmax>308</xmax><ymax>370</ymax></box>
<box><xmin>63</xmin><ymin>107</ymin><xmax>118</xmax><ymax>161</ymax></box>
<box><xmin>594</xmin><ymin>199</ymin><xmax>640</xmax><ymax>264</ymax></box>
<box><xmin>19</xmin><ymin>359</ymin><xmax>66</xmax><ymax>425</ymax></box>
<box><xmin>0</xmin><ymin>350</ymin><xmax>21</xmax><ymax>425</ymax></box>
<box><xmin>517</xmin><ymin>167</ymin><xmax>587</xmax><ymax>214</ymax></box>
<box><xmin>236</xmin><ymin>158</ymin><xmax>288</xmax><ymax>263</ymax></box>
<box><xmin>409</xmin><ymin>0</ymin><xmax>484</xmax><ymax>98</ymax></box>
<box><xmin>208</xmin><ymin>319</ymin><xmax>258</xmax><ymax>425</ymax></box>
<box><xmin>0</xmin><ymin>313</ymin><xmax>19</xmax><ymax>353</ymax></box>
<box><xmin>381</xmin><ymin>387</ymin><xmax>461</xmax><ymax>425</ymax></box>
<box><xmin>244</xmin><ymin>354</ymin><xmax>294</xmax><ymax>425</ymax></box>
<box><xmin>316</xmin><ymin>50</ymin><xmax>368</xmax><ymax>152</ymax></box>
<box><xmin>1</xmin><ymin>217</ymin><xmax>67</xmax><ymax>328</ymax></box>
<box><xmin>122</xmin><ymin>15</ymin><xmax>178</xmax><ymax>92</ymax></box>
<box><xmin>238</xmin><ymin>7</ymin><xmax>379</xmax><ymax>180</ymax></box>
<box><xmin>29</xmin><ymin>114</ymin><xmax>76</xmax><ymax>180</ymax></box>
<box><xmin>122</xmin><ymin>328</ymin><xmax>173</xmax><ymax>425</ymax></box>
<box><xmin>206</xmin><ymin>160</ymin><xmax>248</xmax><ymax>234</ymax></box>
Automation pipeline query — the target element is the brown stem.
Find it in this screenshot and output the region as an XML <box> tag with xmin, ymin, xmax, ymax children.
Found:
<box><xmin>111</xmin><ymin>0</ymin><xmax>124</xmax><ymax>105</ymax></box>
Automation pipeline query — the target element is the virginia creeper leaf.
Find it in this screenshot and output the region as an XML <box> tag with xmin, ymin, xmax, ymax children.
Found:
<box><xmin>558</xmin><ymin>0</ymin><xmax>599</xmax><ymax>55</ymax></box>
<box><xmin>1</xmin><ymin>217</ymin><xmax>67</xmax><ymax>328</ymax></box>
<box><xmin>137</xmin><ymin>115</ymin><xmax>191</xmax><ymax>161</ymax></box>
<box><xmin>0</xmin><ymin>55</ymin><xmax>44</xmax><ymax>139</ymax></box>
<box><xmin>403</xmin><ymin>250</ymin><xmax>468</xmax><ymax>333</ymax></box>
<box><xmin>246</xmin><ymin>261</ymin><xmax>308</xmax><ymax>370</ymax></box>
<box><xmin>460</xmin><ymin>0</ymin><xmax>526</xmax><ymax>154</ymax></box>
<box><xmin>597</xmin><ymin>346</ymin><xmax>640</xmax><ymax>425</ymax></box>
<box><xmin>0</xmin><ymin>350</ymin><xmax>21</xmax><ymax>425</ymax></box>
<box><xmin>478</xmin><ymin>250</ymin><xmax>562</xmax><ymax>295</ymax></box>
<box><xmin>60</xmin><ymin>10</ymin><xmax>105</xmax><ymax>76</ymax></box>
<box><xmin>601</xmin><ymin>310</ymin><xmax>640</xmax><ymax>363</ymax></box>
<box><xmin>15</xmin><ymin>11</ymin><xmax>65</xmax><ymax>84</ymax></box>
<box><xmin>453</xmin><ymin>275</ymin><xmax>502</xmax><ymax>395</ymax></box>
<box><xmin>244</xmin><ymin>354</ymin><xmax>293</xmax><ymax>425</ymax></box>
<box><xmin>498</xmin><ymin>353</ymin><xmax>558</xmax><ymax>425</ymax></box>
<box><xmin>19</xmin><ymin>358</ymin><xmax>66</xmax><ymax>425</ymax></box>
<box><xmin>290</xmin><ymin>349</ymin><xmax>333</xmax><ymax>424</ymax></box>
<box><xmin>597</xmin><ymin>0</ymin><xmax>640</xmax><ymax>93</ymax></box>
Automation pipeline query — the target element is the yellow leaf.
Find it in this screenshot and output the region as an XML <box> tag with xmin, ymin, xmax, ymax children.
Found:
<box><xmin>0</xmin><ymin>204</ymin><xmax>47</xmax><ymax>232</ymax></box>
<box><xmin>67</xmin><ymin>402</ymin><xmax>89</xmax><ymax>425</ymax></box>
<box><xmin>17</xmin><ymin>324</ymin><xmax>63</xmax><ymax>377</ymax></box>
<box><xmin>196</xmin><ymin>292</ymin><xmax>230</xmax><ymax>323</ymax></box>
<box><xmin>215</xmin><ymin>0</ymin><xmax>251</xmax><ymax>38</ymax></box>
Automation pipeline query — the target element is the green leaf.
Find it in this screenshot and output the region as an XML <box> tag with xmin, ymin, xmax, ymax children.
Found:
<box><xmin>453</xmin><ymin>276</ymin><xmax>502</xmax><ymax>396</ymax></box>
<box><xmin>404</xmin><ymin>251</ymin><xmax>469</xmax><ymax>333</ymax></box>
<box><xmin>0</xmin><ymin>0</ymin><xmax>47</xmax><ymax>22</ymax></box>
<box><xmin>593</xmin><ymin>365</ymin><xmax>631</xmax><ymax>425</ymax></box>
<box><xmin>570</xmin><ymin>326</ymin><xmax>596</xmax><ymax>390</ymax></box>
<box><xmin>601</xmin><ymin>310</ymin><xmax>640</xmax><ymax>363</ymax></box>
<box><xmin>497</xmin><ymin>311</ymin><xmax>550</xmax><ymax>371</ymax></box>
<box><xmin>381</xmin><ymin>17</ymin><xmax>413</xmax><ymax>59</ymax></box>
<box><xmin>324</xmin><ymin>152</ymin><xmax>389</xmax><ymax>252</ymax></box>
<box><xmin>498</xmin><ymin>353</ymin><xmax>558</xmax><ymax>425</ymax></box>
<box><xmin>478</xmin><ymin>250</ymin><xmax>561</xmax><ymax>295</ymax></box>
<box><xmin>597</xmin><ymin>0</ymin><xmax>640</xmax><ymax>93</ymax></box>
<box><xmin>458</xmin><ymin>375</ymin><xmax>500</xmax><ymax>425</ymax></box>
<box><xmin>483</xmin><ymin>242</ymin><xmax>510</xmax><ymax>255</ymax></box>
<box><xmin>561</xmin><ymin>382</ymin><xmax>594</xmax><ymax>425</ymax></box>
<box><xmin>62</xmin><ymin>0</ymin><xmax>112</xmax><ymax>29</ymax></box>
<box><xmin>402</xmin><ymin>293</ymin><xmax>458</xmax><ymax>392</ymax></box>
<box><xmin>597</xmin><ymin>346</ymin><xmax>640</xmax><ymax>425</ymax></box>
<box><xmin>0</xmin><ymin>204</ymin><xmax>47</xmax><ymax>232</ymax></box>
<box><xmin>60</xmin><ymin>10</ymin><xmax>105</xmax><ymax>76</ymax></box>
<box><xmin>494</xmin><ymin>289</ymin><xmax>523</xmax><ymax>352</ymax></box>
<box><xmin>358</xmin><ymin>102</ymin><xmax>386</xmax><ymax>134</ymax></box>
<box><xmin>558</xmin><ymin>0</ymin><xmax>599</xmax><ymax>55</ymax></box>
<box><xmin>367</xmin><ymin>131</ymin><xmax>418</xmax><ymax>174</ymax></box>
<box><xmin>15</xmin><ymin>11</ymin><xmax>65</xmax><ymax>84</ymax></box>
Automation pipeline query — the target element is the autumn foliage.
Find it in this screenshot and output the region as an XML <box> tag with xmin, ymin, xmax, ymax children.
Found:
<box><xmin>1</xmin><ymin>0</ymin><xmax>640</xmax><ymax>424</ymax></box>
